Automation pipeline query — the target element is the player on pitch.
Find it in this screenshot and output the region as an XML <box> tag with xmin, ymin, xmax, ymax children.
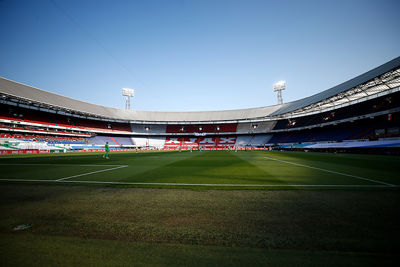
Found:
<box><xmin>103</xmin><ymin>141</ymin><xmax>110</xmax><ymax>159</ymax></box>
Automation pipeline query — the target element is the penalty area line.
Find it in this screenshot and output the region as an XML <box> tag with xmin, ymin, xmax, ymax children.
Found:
<box><xmin>0</xmin><ymin>163</ymin><xmax>128</xmax><ymax>181</ymax></box>
<box><xmin>263</xmin><ymin>156</ymin><xmax>395</xmax><ymax>187</ymax></box>
<box><xmin>56</xmin><ymin>165</ymin><xmax>128</xmax><ymax>181</ymax></box>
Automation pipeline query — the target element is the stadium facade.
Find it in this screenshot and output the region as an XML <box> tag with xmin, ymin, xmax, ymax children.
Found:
<box><xmin>1</xmin><ymin>56</ymin><xmax>399</xmax><ymax>154</ymax></box>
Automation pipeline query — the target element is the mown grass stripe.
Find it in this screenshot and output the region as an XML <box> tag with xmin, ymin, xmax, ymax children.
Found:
<box><xmin>263</xmin><ymin>156</ymin><xmax>395</xmax><ymax>187</ymax></box>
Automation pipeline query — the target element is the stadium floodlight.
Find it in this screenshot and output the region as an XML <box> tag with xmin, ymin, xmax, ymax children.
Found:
<box><xmin>273</xmin><ymin>81</ymin><xmax>286</xmax><ymax>105</ymax></box>
<box><xmin>122</xmin><ymin>88</ymin><xmax>135</xmax><ymax>109</ymax></box>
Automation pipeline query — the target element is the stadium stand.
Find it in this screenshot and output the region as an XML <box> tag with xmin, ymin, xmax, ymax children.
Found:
<box><xmin>166</xmin><ymin>123</ymin><xmax>237</xmax><ymax>133</ymax></box>
<box><xmin>112</xmin><ymin>136</ymin><xmax>134</xmax><ymax>146</ymax></box>
<box><xmin>73</xmin><ymin>118</ymin><xmax>131</xmax><ymax>133</ymax></box>
<box><xmin>250</xmin><ymin>134</ymin><xmax>273</xmax><ymax>146</ymax></box>
<box><xmin>0</xmin><ymin>104</ymin><xmax>131</xmax><ymax>133</ymax></box>
<box><xmin>0</xmin><ymin>124</ymin><xmax>90</xmax><ymax>137</ymax></box>
<box><xmin>273</xmin><ymin>92</ymin><xmax>400</xmax><ymax>130</ymax></box>
<box><xmin>131</xmin><ymin>124</ymin><xmax>166</xmax><ymax>134</ymax></box>
<box><xmin>268</xmin><ymin>113</ymin><xmax>400</xmax><ymax>144</ymax></box>
<box><xmin>163</xmin><ymin>136</ymin><xmax>237</xmax><ymax>148</ymax></box>
<box><xmin>236</xmin><ymin>122</ymin><xmax>276</xmax><ymax>134</ymax></box>
<box><xmin>88</xmin><ymin>135</ymin><xmax>134</xmax><ymax>146</ymax></box>
<box><xmin>131</xmin><ymin>136</ymin><xmax>165</xmax><ymax>148</ymax></box>
<box><xmin>0</xmin><ymin>57</ymin><xmax>399</xmax><ymax>153</ymax></box>
<box><xmin>0</xmin><ymin>133</ymin><xmax>87</xmax><ymax>143</ymax></box>
<box><xmin>235</xmin><ymin>135</ymin><xmax>254</xmax><ymax>147</ymax></box>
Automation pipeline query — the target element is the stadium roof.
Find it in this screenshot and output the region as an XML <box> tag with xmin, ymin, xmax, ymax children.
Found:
<box><xmin>271</xmin><ymin>56</ymin><xmax>400</xmax><ymax>117</ymax></box>
<box><xmin>1</xmin><ymin>56</ymin><xmax>399</xmax><ymax>123</ymax></box>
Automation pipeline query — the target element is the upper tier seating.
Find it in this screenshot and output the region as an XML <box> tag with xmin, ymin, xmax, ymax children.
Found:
<box><xmin>73</xmin><ymin>118</ymin><xmax>131</xmax><ymax>132</ymax></box>
<box><xmin>131</xmin><ymin>124</ymin><xmax>166</xmax><ymax>134</ymax></box>
<box><xmin>166</xmin><ymin>123</ymin><xmax>237</xmax><ymax>133</ymax></box>
<box><xmin>0</xmin><ymin>133</ymin><xmax>88</xmax><ymax>144</ymax></box>
<box><xmin>273</xmin><ymin>91</ymin><xmax>400</xmax><ymax>130</ymax></box>
<box><xmin>0</xmin><ymin>124</ymin><xmax>90</xmax><ymax>137</ymax></box>
<box><xmin>236</xmin><ymin>122</ymin><xmax>276</xmax><ymax>134</ymax></box>
<box><xmin>0</xmin><ymin>105</ymin><xmax>131</xmax><ymax>133</ymax></box>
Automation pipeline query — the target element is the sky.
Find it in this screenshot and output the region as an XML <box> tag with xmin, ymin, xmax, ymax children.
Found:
<box><xmin>0</xmin><ymin>0</ymin><xmax>399</xmax><ymax>112</ymax></box>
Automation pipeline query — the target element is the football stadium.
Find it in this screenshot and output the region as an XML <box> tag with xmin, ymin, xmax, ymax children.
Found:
<box><xmin>1</xmin><ymin>0</ymin><xmax>400</xmax><ymax>265</ymax></box>
<box><xmin>1</xmin><ymin>56</ymin><xmax>399</xmax><ymax>265</ymax></box>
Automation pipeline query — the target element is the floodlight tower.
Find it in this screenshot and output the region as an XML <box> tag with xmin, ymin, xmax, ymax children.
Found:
<box><xmin>122</xmin><ymin>88</ymin><xmax>135</xmax><ymax>109</ymax></box>
<box><xmin>273</xmin><ymin>81</ymin><xmax>285</xmax><ymax>105</ymax></box>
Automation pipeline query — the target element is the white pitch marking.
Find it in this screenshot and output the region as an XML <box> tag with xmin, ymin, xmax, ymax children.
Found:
<box><xmin>0</xmin><ymin>179</ymin><xmax>396</xmax><ymax>188</ymax></box>
<box><xmin>0</xmin><ymin>163</ymin><xmax>128</xmax><ymax>181</ymax></box>
<box><xmin>263</xmin><ymin>156</ymin><xmax>395</xmax><ymax>187</ymax></box>
<box><xmin>60</xmin><ymin>181</ymin><xmax>394</xmax><ymax>187</ymax></box>
<box><xmin>56</xmin><ymin>165</ymin><xmax>128</xmax><ymax>181</ymax></box>
<box><xmin>0</xmin><ymin>179</ymin><xmax>59</xmax><ymax>182</ymax></box>
<box><xmin>0</xmin><ymin>164</ymin><xmax>126</xmax><ymax>167</ymax></box>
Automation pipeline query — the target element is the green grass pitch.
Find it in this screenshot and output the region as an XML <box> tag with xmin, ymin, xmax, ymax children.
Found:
<box><xmin>0</xmin><ymin>150</ymin><xmax>398</xmax><ymax>188</ymax></box>
<box><xmin>0</xmin><ymin>150</ymin><xmax>399</xmax><ymax>266</ymax></box>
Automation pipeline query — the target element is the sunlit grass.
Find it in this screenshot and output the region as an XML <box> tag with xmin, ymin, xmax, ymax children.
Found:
<box><xmin>1</xmin><ymin>150</ymin><xmax>398</xmax><ymax>187</ymax></box>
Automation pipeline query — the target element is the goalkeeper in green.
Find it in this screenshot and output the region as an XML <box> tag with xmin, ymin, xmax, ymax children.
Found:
<box><xmin>103</xmin><ymin>142</ymin><xmax>110</xmax><ymax>159</ymax></box>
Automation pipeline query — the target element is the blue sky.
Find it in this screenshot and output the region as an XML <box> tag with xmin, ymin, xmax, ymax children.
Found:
<box><xmin>0</xmin><ymin>0</ymin><xmax>399</xmax><ymax>111</ymax></box>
